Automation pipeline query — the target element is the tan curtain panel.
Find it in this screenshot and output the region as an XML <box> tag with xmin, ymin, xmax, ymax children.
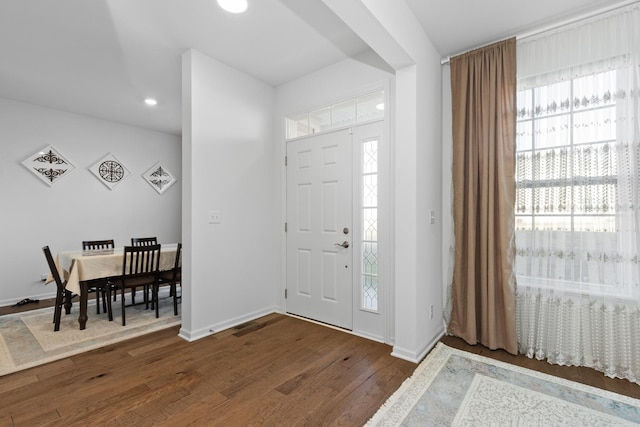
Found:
<box><xmin>448</xmin><ymin>38</ymin><xmax>518</xmax><ymax>354</ymax></box>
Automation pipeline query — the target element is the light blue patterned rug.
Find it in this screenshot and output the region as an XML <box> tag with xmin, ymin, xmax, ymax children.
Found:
<box><xmin>367</xmin><ymin>342</ymin><xmax>640</xmax><ymax>426</ymax></box>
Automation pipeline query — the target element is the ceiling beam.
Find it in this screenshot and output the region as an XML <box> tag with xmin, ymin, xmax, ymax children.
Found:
<box><xmin>321</xmin><ymin>0</ymin><xmax>415</xmax><ymax>71</ymax></box>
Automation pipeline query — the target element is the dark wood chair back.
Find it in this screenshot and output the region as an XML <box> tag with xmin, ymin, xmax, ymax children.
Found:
<box><xmin>131</xmin><ymin>237</ymin><xmax>158</xmax><ymax>246</ymax></box>
<box><xmin>43</xmin><ymin>246</ymin><xmax>67</xmax><ymax>331</ymax></box>
<box><xmin>82</xmin><ymin>239</ymin><xmax>115</xmax><ymax>250</ymax></box>
<box><xmin>158</xmin><ymin>243</ymin><xmax>181</xmax><ymax>316</ymax></box>
<box><xmin>115</xmin><ymin>244</ymin><xmax>162</xmax><ymax>325</ymax></box>
<box><xmin>81</xmin><ymin>239</ymin><xmax>115</xmax><ymax>314</ymax></box>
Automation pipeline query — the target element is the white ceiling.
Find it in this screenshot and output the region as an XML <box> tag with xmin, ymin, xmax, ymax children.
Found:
<box><xmin>0</xmin><ymin>0</ymin><xmax>631</xmax><ymax>136</ymax></box>
<box><xmin>404</xmin><ymin>0</ymin><xmax>629</xmax><ymax>59</ymax></box>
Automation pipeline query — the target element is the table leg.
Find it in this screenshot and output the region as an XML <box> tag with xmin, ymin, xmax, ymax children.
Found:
<box><xmin>79</xmin><ymin>282</ymin><xmax>88</xmax><ymax>330</ymax></box>
<box><xmin>64</xmin><ymin>290</ymin><xmax>73</xmax><ymax>314</ymax></box>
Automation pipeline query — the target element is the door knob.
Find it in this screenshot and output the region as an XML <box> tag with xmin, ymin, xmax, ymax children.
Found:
<box><xmin>335</xmin><ymin>241</ymin><xmax>350</xmax><ymax>249</ymax></box>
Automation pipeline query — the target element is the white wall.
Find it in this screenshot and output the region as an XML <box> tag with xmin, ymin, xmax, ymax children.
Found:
<box><xmin>441</xmin><ymin>64</ymin><xmax>454</xmax><ymax>322</ymax></box>
<box><xmin>322</xmin><ymin>0</ymin><xmax>445</xmax><ymax>362</ymax></box>
<box><xmin>0</xmin><ymin>97</ymin><xmax>181</xmax><ymax>305</ymax></box>
<box><xmin>275</xmin><ymin>56</ymin><xmax>394</xmax><ymax>341</ymax></box>
<box><xmin>181</xmin><ymin>50</ymin><xmax>277</xmax><ymax>341</ymax></box>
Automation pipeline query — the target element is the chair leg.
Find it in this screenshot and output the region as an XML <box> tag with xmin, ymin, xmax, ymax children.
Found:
<box><xmin>53</xmin><ymin>291</ymin><xmax>64</xmax><ymax>331</ymax></box>
<box><xmin>172</xmin><ymin>283</ymin><xmax>178</xmax><ymax>316</ymax></box>
<box><xmin>121</xmin><ymin>287</ymin><xmax>126</xmax><ymax>326</ymax></box>
<box><xmin>96</xmin><ymin>290</ymin><xmax>101</xmax><ymax>314</ymax></box>
<box><xmin>106</xmin><ymin>285</ymin><xmax>113</xmax><ymax>322</ymax></box>
<box><xmin>154</xmin><ymin>282</ymin><xmax>159</xmax><ymax>318</ymax></box>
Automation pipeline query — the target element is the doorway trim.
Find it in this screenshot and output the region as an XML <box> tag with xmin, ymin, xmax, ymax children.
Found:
<box><xmin>281</xmin><ymin>82</ymin><xmax>392</xmax><ymax>344</ymax></box>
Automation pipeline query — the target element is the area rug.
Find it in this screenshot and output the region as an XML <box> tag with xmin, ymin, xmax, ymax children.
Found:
<box><xmin>367</xmin><ymin>342</ymin><xmax>640</xmax><ymax>426</ymax></box>
<box><xmin>0</xmin><ymin>293</ymin><xmax>180</xmax><ymax>376</ymax></box>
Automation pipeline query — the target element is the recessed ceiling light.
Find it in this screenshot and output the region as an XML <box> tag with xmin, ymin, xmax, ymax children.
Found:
<box><xmin>376</xmin><ymin>103</ymin><xmax>385</xmax><ymax>111</ymax></box>
<box><xmin>144</xmin><ymin>98</ymin><xmax>158</xmax><ymax>106</ymax></box>
<box><xmin>217</xmin><ymin>0</ymin><xmax>248</xmax><ymax>13</ymax></box>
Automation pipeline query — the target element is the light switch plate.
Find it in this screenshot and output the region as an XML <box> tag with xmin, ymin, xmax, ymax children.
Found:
<box><xmin>209</xmin><ymin>210</ymin><xmax>221</xmax><ymax>224</ymax></box>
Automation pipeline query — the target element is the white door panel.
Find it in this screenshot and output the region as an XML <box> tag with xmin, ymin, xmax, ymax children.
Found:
<box><xmin>286</xmin><ymin>129</ymin><xmax>352</xmax><ymax>329</ymax></box>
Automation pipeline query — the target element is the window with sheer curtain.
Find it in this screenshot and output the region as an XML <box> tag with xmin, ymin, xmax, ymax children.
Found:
<box><xmin>515</xmin><ymin>5</ymin><xmax>640</xmax><ymax>384</ymax></box>
<box><xmin>515</xmin><ymin>68</ymin><xmax>638</xmax><ymax>298</ymax></box>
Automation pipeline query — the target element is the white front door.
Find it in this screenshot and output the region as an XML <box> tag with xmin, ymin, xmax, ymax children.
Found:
<box><xmin>286</xmin><ymin>129</ymin><xmax>352</xmax><ymax>329</ymax></box>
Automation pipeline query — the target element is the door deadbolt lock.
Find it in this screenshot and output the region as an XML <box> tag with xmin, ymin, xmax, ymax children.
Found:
<box><xmin>343</xmin><ymin>227</ymin><xmax>349</xmax><ymax>235</ymax></box>
<box><xmin>335</xmin><ymin>241</ymin><xmax>350</xmax><ymax>249</ymax></box>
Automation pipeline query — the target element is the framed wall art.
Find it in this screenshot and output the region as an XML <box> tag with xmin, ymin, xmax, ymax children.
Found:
<box><xmin>89</xmin><ymin>153</ymin><xmax>130</xmax><ymax>190</ymax></box>
<box><xmin>21</xmin><ymin>145</ymin><xmax>76</xmax><ymax>186</ymax></box>
<box><xmin>142</xmin><ymin>161</ymin><xmax>177</xmax><ymax>194</ymax></box>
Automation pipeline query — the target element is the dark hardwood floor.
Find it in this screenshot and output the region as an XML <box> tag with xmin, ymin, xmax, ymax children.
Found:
<box><xmin>0</xmin><ymin>311</ymin><xmax>414</xmax><ymax>426</ymax></box>
<box><xmin>1</xmin><ymin>300</ymin><xmax>638</xmax><ymax>426</ymax></box>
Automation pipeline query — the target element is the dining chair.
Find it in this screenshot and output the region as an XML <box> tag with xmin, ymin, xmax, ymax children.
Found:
<box><xmin>82</xmin><ymin>239</ymin><xmax>116</xmax><ymax>314</ymax></box>
<box><xmin>82</xmin><ymin>239</ymin><xmax>114</xmax><ymax>250</ymax></box>
<box><xmin>43</xmin><ymin>246</ymin><xmax>78</xmax><ymax>331</ymax></box>
<box><xmin>129</xmin><ymin>238</ymin><xmax>157</xmax><ymax>304</ymax></box>
<box><xmin>131</xmin><ymin>237</ymin><xmax>158</xmax><ymax>246</ymax></box>
<box><xmin>159</xmin><ymin>242</ymin><xmax>181</xmax><ymax>316</ymax></box>
<box><xmin>108</xmin><ymin>244</ymin><xmax>161</xmax><ymax>326</ymax></box>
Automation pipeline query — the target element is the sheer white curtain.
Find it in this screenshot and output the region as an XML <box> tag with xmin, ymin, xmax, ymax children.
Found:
<box><xmin>515</xmin><ymin>5</ymin><xmax>640</xmax><ymax>383</ymax></box>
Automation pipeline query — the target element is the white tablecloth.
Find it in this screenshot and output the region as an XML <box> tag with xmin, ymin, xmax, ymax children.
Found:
<box><xmin>53</xmin><ymin>243</ymin><xmax>179</xmax><ymax>294</ymax></box>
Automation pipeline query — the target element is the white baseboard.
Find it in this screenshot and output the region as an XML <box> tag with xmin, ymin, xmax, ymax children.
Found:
<box><xmin>178</xmin><ymin>306</ymin><xmax>279</xmax><ymax>342</ymax></box>
<box><xmin>391</xmin><ymin>327</ymin><xmax>446</xmax><ymax>363</ymax></box>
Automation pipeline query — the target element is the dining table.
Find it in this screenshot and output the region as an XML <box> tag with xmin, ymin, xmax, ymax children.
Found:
<box><xmin>50</xmin><ymin>243</ymin><xmax>179</xmax><ymax>330</ymax></box>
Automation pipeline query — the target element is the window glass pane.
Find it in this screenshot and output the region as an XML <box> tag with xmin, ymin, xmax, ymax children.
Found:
<box><xmin>572</xmin><ymin>143</ymin><xmax>616</xmax><ymax>178</ymax></box>
<box><xmin>332</xmin><ymin>100</ymin><xmax>356</xmax><ymax>128</ymax></box>
<box><xmin>515</xmin><ymin>216</ymin><xmax>533</xmax><ymax>230</ymax></box>
<box><xmin>357</xmin><ymin>91</ymin><xmax>384</xmax><ymax>123</ymax></box>
<box><xmin>533</xmin><ymin>184</ymin><xmax>572</xmax><ymax>214</ymax></box>
<box><xmin>363</xmin><ymin>175</ymin><xmax>377</xmax><ymax>208</ymax></box>
<box><xmin>516</xmin><ymin>120</ymin><xmax>533</xmax><ymax>151</ymax></box>
<box><xmin>534</xmin><ymin>115</ymin><xmax>570</xmax><ymax>149</ymax></box>
<box><xmin>573</xmin><ymin>107</ymin><xmax>616</xmax><ymax>144</ymax></box>
<box><xmin>361</xmin><ymin>133</ymin><xmax>378</xmax><ymax>312</ymax></box>
<box><xmin>362</xmin><ymin>275</ymin><xmax>378</xmax><ymax>311</ymax></box>
<box><xmin>362</xmin><ymin>139</ymin><xmax>378</xmax><ymax>174</ymax></box>
<box><xmin>286</xmin><ymin>113</ymin><xmax>308</xmax><ymax>139</ymax></box>
<box><xmin>573</xmin><ymin>70</ymin><xmax>617</xmax><ymax>111</ymax></box>
<box><xmin>362</xmin><ymin>242</ymin><xmax>378</xmax><ymax>275</ymax></box>
<box><xmin>309</xmin><ymin>107</ymin><xmax>331</xmax><ymax>134</ymax></box>
<box><xmin>363</xmin><ymin>208</ymin><xmax>377</xmax><ymax>241</ymax></box>
<box><xmin>533</xmin><ymin>80</ymin><xmax>571</xmax><ymax>117</ymax></box>
<box><xmin>574</xmin><ymin>216</ymin><xmax>616</xmax><ymax>232</ymax></box>
<box><xmin>573</xmin><ymin>183</ymin><xmax>616</xmax><ymax>214</ymax></box>
<box><xmin>516</xmin><ymin>152</ymin><xmax>533</xmax><ymax>182</ymax></box>
<box><xmin>517</xmin><ymin>89</ymin><xmax>534</xmax><ymax>120</ymax></box>
<box><xmin>516</xmin><ymin>187</ymin><xmax>533</xmax><ymax>214</ymax></box>
<box><xmin>534</xmin><ymin>216</ymin><xmax>571</xmax><ymax>231</ymax></box>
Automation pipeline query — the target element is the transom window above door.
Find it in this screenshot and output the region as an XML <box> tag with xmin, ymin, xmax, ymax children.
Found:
<box><xmin>285</xmin><ymin>90</ymin><xmax>384</xmax><ymax>140</ymax></box>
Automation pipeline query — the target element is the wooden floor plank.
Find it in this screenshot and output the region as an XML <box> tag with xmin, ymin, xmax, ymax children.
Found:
<box><xmin>0</xmin><ymin>314</ymin><xmax>414</xmax><ymax>425</ymax></box>
<box><xmin>2</xmin><ymin>309</ymin><xmax>639</xmax><ymax>426</ymax></box>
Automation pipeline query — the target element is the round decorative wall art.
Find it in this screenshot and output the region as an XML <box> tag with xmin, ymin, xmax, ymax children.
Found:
<box><xmin>89</xmin><ymin>153</ymin><xmax>130</xmax><ymax>190</ymax></box>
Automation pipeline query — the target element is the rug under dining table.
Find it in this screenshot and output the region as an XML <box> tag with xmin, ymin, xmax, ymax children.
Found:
<box><xmin>0</xmin><ymin>293</ymin><xmax>180</xmax><ymax>376</ymax></box>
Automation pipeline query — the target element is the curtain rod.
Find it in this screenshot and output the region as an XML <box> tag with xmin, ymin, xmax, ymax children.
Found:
<box><xmin>440</xmin><ymin>0</ymin><xmax>639</xmax><ymax>65</ymax></box>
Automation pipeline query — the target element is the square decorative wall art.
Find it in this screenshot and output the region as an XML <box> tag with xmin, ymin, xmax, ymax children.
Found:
<box><xmin>22</xmin><ymin>145</ymin><xmax>76</xmax><ymax>186</ymax></box>
<box><xmin>142</xmin><ymin>161</ymin><xmax>177</xmax><ymax>194</ymax></box>
<box><xmin>89</xmin><ymin>153</ymin><xmax>130</xmax><ymax>190</ymax></box>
